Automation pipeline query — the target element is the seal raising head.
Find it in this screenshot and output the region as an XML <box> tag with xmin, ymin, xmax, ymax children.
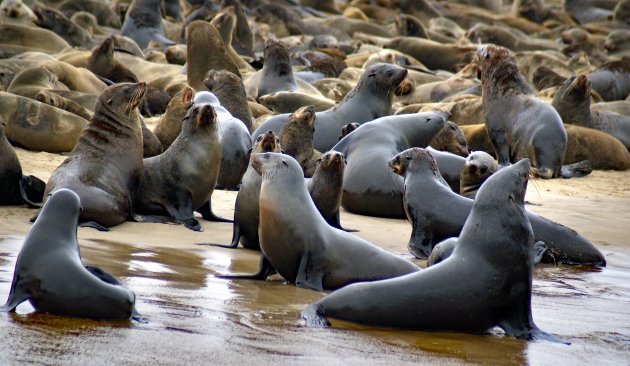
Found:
<box><xmin>477</xmin><ymin>44</ymin><xmax>532</xmax><ymax>99</ymax></box>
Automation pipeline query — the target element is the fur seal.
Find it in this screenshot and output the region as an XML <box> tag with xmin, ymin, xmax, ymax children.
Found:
<box><xmin>193</xmin><ymin>92</ymin><xmax>251</xmax><ymax>190</ymax></box>
<box><xmin>257</xmin><ymin>38</ymin><xmax>298</xmax><ymax>99</ymax></box>
<box><xmin>302</xmin><ymin>156</ymin><xmax>564</xmax><ymax>344</ymax></box>
<box><xmin>253</xmin><ymin>63</ymin><xmax>408</xmax><ymax>152</ymax></box>
<box><xmin>307</xmin><ymin>151</ymin><xmax>347</xmax><ymax>230</ymax></box>
<box><xmin>0</xmin><ymin>23</ymin><xmax>70</xmax><ymax>53</ymax></box>
<box><xmin>203</xmin><ymin>70</ymin><xmax>252</xmax><ymax>133</ymax></box>
<box><xmin>0</xmin><ymin>92</ymin><xmax>87</xmax><ymax>153</ymax></box>
<box><xmin>586</xmin><ymin>58</ymin><xmax>630</xmax><ymax>101</ymax></box>
<box><xmin>32</xmin><ymin>5</ymin><xmax>91</xmax><ymax>48</ymax></box>
<box><xmin>185</xmin><ymin>20</ymin><xmax>240</xmax><ymax>91</ymax></box>
<box><xmin>0</xmin><ymin>122</ymin><xmax>45</xmax><ymax>207</ymax></box>
<box><xmin>121</xmin><ymin>0</ymin><xmax>174</xmax><ymax>48</ymax></box>
<box><xmin>217</xmin><ymin>152</ymin><xmax>419</xmax><ymax>291</ymax></box>
<box><xmin>154</xmin><ymin>86</ymin><xmax>194</xmax><ymax>150</ymax></box>
<box><xmin>478</xmin><ymin>45</ymin><xmax>569</xmax><ymax>179</ymax></box>
<box><xmin>459</xmin><ymin>151</ymin><xmax>500</xmax><ymax>199</ymax></box>
<box><xmin>430</xmin><ymin>121</ymin><xmax>469</xmax><ymax>157</ymax></box>
<box><xmin>211</xmin><ymin>131</ymin><xmax>282</xmax><ymax>250</ymax></box>
<box><xmin>6</xmin><ymin>66</ymin><xmax>69</xmax><ymax>100</ymax></box>
<box><xmin>552</xmin><ymin>75</ymin><xmax>630</xmax><ymax>149</ymax></box>
<box><xmin>385</xmin><ymin>37</ymin><xmax>476</xmax><ymax>73</ymax></box>
<box><xmin>388</xmin><ymin>147</ymin><xmax>606</xmax><ymax>265</ymax></box>
<box><xmin>221</xmin><ymin>0</ymin><xmax>254</xmax><ymax>58</ymax></box>
<box><xmin>332</xmin><ymin>111</ymin><xmax>447</xmax><ymax>218</ymax></box>
<box><xmin>135</xmin><ymin>104</ymin><xmax>225</xmax><ymax>231</ymax></box>
<box><xmin>258</xmin><ymin>91</ymin><xmax>337</xmax><ymax>114</ymax></box>
<box><xmin>0</xmin><ymin>0</ymin><xmax>36</xmax><ymax>26</ymax></box>
<box><xmin>87</xmin><ymin>37</ymin><xmax>139</xmax><ymax>84</ymax></box>
<box><xmin>43</xmin><ymin>83</ymin><xmax>148</xmax><ymax>230</ymax></box>
<box><xmin>35</xmin><ymin>90</ymin><xmax>92</xmax><ymax>121</ymax></box>
<box><xmin>140</xmin><ymin>117</ymin><xmax>163</xmax><ymax>157</ymax></box>
<box><xmin>209</xmin><ymin>6</ymin><xmax>254</xmax><ymax>72</ymax></box>
<box><xmin>279</xmin><ymin>105</ymin><xmax>322</xmax><ymax>177</ymax></box>
<box><xmin>59</xmin><ymin>0</ymin><xmax>121</xmax><ymax>29</ymax></box>
<box><xmin>339</xmin><ymin>122</ymin><xmax>359</xmax><ymax>140</ymax></box>
<box><xmin>42</xmin><ymin>61</ymin><xmax>107</xmax><ymax>95</ymax></box>
<box><xmin>1</xmin><ymin>189</ymin><xmax>136</xmax><ymax>320</ymax></box>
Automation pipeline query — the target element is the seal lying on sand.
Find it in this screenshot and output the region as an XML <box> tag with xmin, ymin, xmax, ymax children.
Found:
<box><xmin>1</xmin><ymin>189</ymin><xmax>137</xmax><ymax>320</ymax></box>
<box><xmin>459</xmin><ymin>151</ymin><xmax>500</xmax><ymax>199</ymax></box>
<box><xmin>43</xmin><ymin>83</ymin><xmax>147</xmax><ymax>230</ymax></box>
<box><xmin>388</xmin><ymin>148</ymin><xmax>606</xmax><ymax>265</ymax></box>
<box><xmin>253</xmin><ymin>63</ymin><xmax>408</xmax><ymax>152</ymax></box>
<box><xmin>217</xmin><ymin>153</ymin><xmax>419</xmax><ymax>291</ymax></box>
<box><xmin>302</xmin><ymin>156</ymin><xmax>566</xmax><ymax>344</ymax></box>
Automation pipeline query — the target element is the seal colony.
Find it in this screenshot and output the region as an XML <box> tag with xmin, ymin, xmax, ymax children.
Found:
<box><xmin>0</xmin><ymin>0</ymin><xmax>625</xmax><ymax>351</ymax></box>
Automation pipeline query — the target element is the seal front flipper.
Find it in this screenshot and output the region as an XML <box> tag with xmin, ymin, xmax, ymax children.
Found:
<box><xmin>533</xmin><ymin>241</ymin><xmax>548</xmax><ymax>265</ymax></box>
<box><xmin>216</xmin><ymin>255</ymin><xmax>276</xmax><ymax>280</ymax></box>
<box><xmin>560</xmin><ymin>160</ymin><xmax>592</xmax><ymax>178</ymax></box>
<box><xmin>85</xmin><ymin>265</ymin><xmax>122</xmax><ymax>285</ymax></box>
<box><xmin>488</xmin><ymin>127</ymin><xmax>510</xmax><ymax>166</ymax></box>
<box><xmin>196</xmin><ymin>198</ymin><xmax>233</xmax><ymax>223</ymax></box>
<box><xmin>166</xmin><ymin>191</ymin><xmax>203</xmax><ymax>232</ymax></box>
<box><xmin>408</xmin><ymin>220</ymin><xmax>433</xmax><ymax>259</ymax></box>
<box><xmin>301</xmin><ymin>303</ymin><xmax>330</xmax><ymax>327</ymax></box>
<box><xmin>19</xmin><ymin>175</ymin><xmax>45</xmax><ymax>208</ymax></box>
<box><xmin>79</xmin><ymin>221</ymin><xmax>110</xmax><ymax>231</ymax></box>
<box><xmin>295</xmin><ymin>252</ymin><xmax>324</xmax><ymax>291</ymax></box>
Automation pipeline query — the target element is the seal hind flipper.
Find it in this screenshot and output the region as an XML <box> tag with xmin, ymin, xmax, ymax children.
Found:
<box><xmin>216</xmin><ymin>255</ymin><xmax>276</xmax><ymax>280</ymax></box>
<box><xmin>203</xmin><ymin>221</ymin><xmax>241</xmax><ymax>248</ymax></box>
<box><xmin>196</xmin><ymin>198</ymin><xmax>233</xmax><ymax>223</ymax></box>
<box><xmin>295</xmin><ymin>252</ymin><xmax>324</xmax><ymax>291</ymax></box>
<box><xmin>301</xmin><ymin>303</ymin><xmax>331</xmax><ymax>327</ymax></box>
<box><xmin>527</xmin><ymin>328</ymin><xmax>571</xmax><ymax>345</ymax></box>
<box><xmin>560</xmin><ymin>160</ymin><xmax>592</xmax><ymax>178</ymax></box>
<box><xmin>19</xmin><ymin>175</ymin><xmax>45</xmax><ymax>208</ymax></box>
<box><xmin>79</xmin><ymin>221</ymin><xmax>111</xmax><ymax>232</ymax></box>
<box><xmin>0</xmin><ymin>281</ymin><xmax>30</xmax><ymax>312</ymax></box>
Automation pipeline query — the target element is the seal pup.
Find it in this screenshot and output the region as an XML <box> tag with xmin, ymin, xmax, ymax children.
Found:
<box><xmin>339</xmin><ymin>122</ymin><xmax>359</xmax><ymax>140</ymax></box>
<box><xmin>154</xmin><ymin>86</ymin><xmax>194</xmax><ymax>150</ymax></box>
<box><xmin>203</xmin><ymin>70</ymin><xmax>252</xmax><ymax>133</ymax></box>
<box><xmin>193</xmin><ymin>91</ymin><xmax>252</xmax><ymax>190</ymax></box>
<box><xmin>185</xmin><ymin>20</ymin><xmax>240</xmax><ymax>91</ymax></box>
<box><xmin>279</xmin><ymin>105</ymin><xmax>322</xmax><ymax>178</ymax></box>
<box><xmin>257</xmin><ymin>38</ymin><xmax>298</xmax><ymax>99</ymax></box>
<box><xmin>1</xmin><ymin>189</ymin><xmax>137</xmax><ymax>320</ymax></box>
<box><xmin>478</xmin><ymin>45</ymin><xmax>570</xmax><ymax>179</ymax></box>
<box><xmin>43</xmin><ymin>82</ymin><xmax>148</xmax><ymax>230</ymax></box>
<box><xmin>307</xmin><ymin>151</ymin><xmax>349</xmax><ymax>231</ymax></box>
<box><xmin>331</xmin><ymin>111</ymin><xmax>447</xmax><ymax>218</ymax></box>
<box><xmin>430</xmin><ymin>121</ymin><xmax>469</xmax><ymax>157</ymax></box>
<box><xmin>121</xmin><ymin>0</ymin><xmax>174</xmax><ymax>48</ymax></box>
<box><xmin>459</xmin><ymin>151</ymin><xmax>500</xmax><ymax>199</ymax></box>
<box><xmin>0</xmin><ymin>0</ymin><xmax>36</xmax><ymax>26</ymax></box>
<box><xmin>0</xmin><ymin>122</ymin><xmax>45</xmax><ymax>207</ymax></box>
<box><xmin>553</xmin><ymin>75</ymin><xmax>630</xmax><ymax>150</ymax></box>
<box><xmin>252</xmin><ymin>63</ymin><xmax>408</xmax><ymax>152</ymax></box>
<box><xmin>217</xmin><ymin>152</ymin><xmax>419</xmax><ymax>291</ymax></box>
<box><xmin>209</xmin><ymin>131</ymin><xmax>282</xmax><ymax>250</ymax></box>
<box><xmin>134</xmin><ymin>104</ymin><xmax>223</xmax><ymax>231</ymax></box>
<box><xmin>302</xmin><ymin>157</ymin><xmax>565</xmax><ymax>344</ymax></box>
<box><xmin>388</xmin><ymin>148</ymin><xmax>606</xmax><ymax>265</ymax></box>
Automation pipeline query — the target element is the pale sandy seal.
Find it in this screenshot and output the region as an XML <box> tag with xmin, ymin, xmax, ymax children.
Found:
<box><xmin>279</xmin><ymin>105</ymin><xmax>322</xmax><ymax>178</ymax></box>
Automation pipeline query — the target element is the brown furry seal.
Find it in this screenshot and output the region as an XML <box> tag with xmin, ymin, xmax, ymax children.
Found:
<box><xmin>186</xmin><ymin>20</ymin><xmax>240</xmax><ymax>91</ymax></box>
<box><xmin>385</xmin><ymin>37</ymin><xmax>476</xmax><ymax>72</ymax></box>
<box><xmin>32</xmin><ymin>4</ymin><xmax>92</xmax><ymax>48</ymax></box>
<box><xmin>42</xmin><ymin>61</ymin><xmax>107</xmax><ymax>95</ymax></box>
<box><xmin>478</xmin><ymin>45</ymin><xmax>569</xmax><ymax>179</ymax></box>
<box><xmin>140</xmin><ymin>117</ymin><xmax>163</xmax><ymax>158</ymax></box>
<box><xmin>430</xmin><ymin>121</ymin><xmax>469</xmax><ymax>157</ymax></box>
<box><xmin>6</xmin><ymin>66</ymin><xmax>69</xmax><ymax>100</ymax></box>
<box><xmin>203</xmin><ymin>70</ymin><xmax>252</xmax><ymax>133</ymax></box>
<box><xmin>279</xmin><ymin>105</ymin><xmax>322</xmax><ymax>178</ymax></box>
<box><xmin>459</xmin><ymin>151</ymin><xmax>500</xmax><ymax>199</ymax></box>
<box><xmin>586</xmin><ymin>58</ymin><xmax>630</xmax><ymax>101</ymax></box>
<box><xmin>87</xmin><ymin>36</ymin><xmax>138</xmax><ymax>84</ymax></box>
<box><xmin>209</xmin><ymin>6</ymin><xmax>253</xmax><ymax>72</ymax></box>
<box><xmin>43</xmin><ymin>82</ymin><xmax>148</xmax><ymax>230</ymax></box>
<box><xmin>135</xmin><ymin>104</ymin><xmax>223</xmax><ymax>231</ymax></box>
<box><xmin>154</xmin><ymin>86</ymin><xmax>194</xmax><ymax>150</ymax></box>
<box><xmin>36</xmin><ymin>90</ymin><xmax>92</xmax><ymax>120</ymax></box>
<box><xmin>552</xmin><ymin>75</ymin><xmax>630</xmax><ymax>149</ymax></box>
<box><xmin>0</xmin><ymin>92</ymin><xmax>87</xmax><ymax>153</ymax></box>
<box><xmin>307</xmin><ymin>151</ymin><xmax>348</xmax><ymax>230</ymax></box>
<box><xmin>257</xmin><ymin>38</ymin><xmax>298</xmax><ymax>99</ymax></box>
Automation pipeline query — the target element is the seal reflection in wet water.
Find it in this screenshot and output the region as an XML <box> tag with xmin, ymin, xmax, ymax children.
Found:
<box><xmin>1</xmin><ymin>189</ymin><xmax>136</xmax><ymax>320</ymax></box>
<box><xmin>303</xmin><ymin>151</ymin><xmax>566</xmax><ymax>343</ymax></box>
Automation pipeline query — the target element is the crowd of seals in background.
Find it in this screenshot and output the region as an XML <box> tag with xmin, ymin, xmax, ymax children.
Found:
<box><xmin>0</xmin><ymin>0</ymin><xmax>625</xmax><ymax>341</ymax></box>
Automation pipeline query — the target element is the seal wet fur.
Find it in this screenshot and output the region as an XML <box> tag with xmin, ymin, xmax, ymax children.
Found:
<box><xmin>217</xmin><ymin>152</ymin><xmax>419</xmax><ymax>291</ymax></box>
<box><xmin>1</xmin><ymin>189</ymin><xmax>136</xmax><ymax>320</ymax></box>
<box><xmin>302</xmin><ymin>155</ymin><xmax>567</xmax><ymax>344</ymax></box>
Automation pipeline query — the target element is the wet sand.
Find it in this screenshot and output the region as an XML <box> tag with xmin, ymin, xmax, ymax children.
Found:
<box><xmin>0</xmin><ymin>147</ymin><xmax>629</xmax><ymax>365</ymax></box>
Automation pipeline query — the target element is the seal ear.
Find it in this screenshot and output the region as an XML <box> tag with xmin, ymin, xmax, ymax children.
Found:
<box><xmin>107</xmin><ymin>98</ymin><xmax>113</xmax><ymax>105</ymax></box>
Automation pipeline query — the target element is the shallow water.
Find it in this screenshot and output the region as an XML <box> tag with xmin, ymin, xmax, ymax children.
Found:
<box><xmin>1</xmin><ymin>229</ymin><xmax>629</xmax><ymax>365</ymax></box>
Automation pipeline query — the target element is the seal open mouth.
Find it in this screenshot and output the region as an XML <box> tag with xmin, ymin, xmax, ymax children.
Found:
<box><xmin>196</xmin><ymin>104</ymin><xmax>216</xmax><ymax>126</ymax></box>
<box><xmin>388</xmin><ymin>155</ymin><xmax>405</xmax><ymax>176</ymax></box>
<box><xmin>260</xmin><ymin>131</ymin><xmax>278</xmax><ymax>152</ymax></box>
